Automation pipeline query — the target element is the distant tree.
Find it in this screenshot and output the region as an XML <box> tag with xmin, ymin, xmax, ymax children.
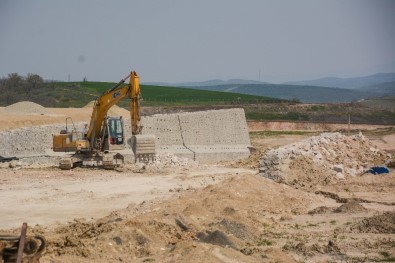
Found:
<box><xmin>83</xmin><ymin>76</ymin><xmax>87</xmax><ymax>82</ymax></box>
<box><xmin>26</xmin><ymin>73</ymin><xmax>43</xmax><ymax>84</ymax></box>
<box><xmin>291</xmin><ymin>97</ymin><xmax>301</xmax><ymax>103</ymax></box>
<box><xmin>7</xmin><ymin>73</ymin><xmax>23</xmax><ymax>86</ymax></box>
<box><xmin>26</xmin><ymin>73</ymin><xmax>43</xmax><ymax>90</ymax></box>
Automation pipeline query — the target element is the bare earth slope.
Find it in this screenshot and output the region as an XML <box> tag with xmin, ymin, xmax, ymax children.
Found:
<box><xmin>0</xmin><ymin>102</ymin><xmax>394</xmax><ymax>262</ymax></box>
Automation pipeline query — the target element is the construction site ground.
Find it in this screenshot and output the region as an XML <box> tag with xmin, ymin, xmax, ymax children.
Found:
<box><xmin>1</xmin><ymin>104</ymin><xmax>395</xmax><ymax>263</ymax></box>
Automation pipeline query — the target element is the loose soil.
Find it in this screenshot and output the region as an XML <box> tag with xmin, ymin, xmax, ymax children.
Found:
<box><xmin>0</xmin><ymin>103</ymin><xmax>394</xmax><ymax>262</ymax></box>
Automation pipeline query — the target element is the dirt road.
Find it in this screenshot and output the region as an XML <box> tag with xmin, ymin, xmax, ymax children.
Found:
<box><xmin>0</xmin><ymin>166</ymin><xmax>254</xmax><ymax>229</ymax></box>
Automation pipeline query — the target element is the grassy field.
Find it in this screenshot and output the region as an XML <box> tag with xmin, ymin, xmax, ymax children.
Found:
<box><xmin>2</xmin><ymin>80</ymin><xmax>394</xmax><ymax>124</ymax></box>
<box><xmin>54</xmin><ymin>81</ymin><xmax>284</xmax><ymax>107</ymax></box>
<box><xmin>359</xmin><ymin>96</ymin><xmax>395</xmax><ymax>111</ymax></box>
<box><xmin>245</xmin><ymin>111</ymin><xmax>309</xmax><ymax>121</ymax></box>
<box><xmin>250</xmin><ymin>130</ymin><xmax>319</xmax><ymax>137</ymax></box>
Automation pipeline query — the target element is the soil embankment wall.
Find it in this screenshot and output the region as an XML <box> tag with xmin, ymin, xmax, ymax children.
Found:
<box><xmin>248</xmin><ymin>120</ymin><xmax>395</xmax><ymax>131</ymax></box>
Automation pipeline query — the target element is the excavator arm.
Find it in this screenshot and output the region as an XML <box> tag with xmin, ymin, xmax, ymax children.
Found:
<box><xmin>86</xmin><ymin>71</ymin><xmax>142</xmax><ymax>148</ymax></box>
<box><xmin>129</xmin><ymin>71</ymin><xmax>143</xmax><ymax>135</ymax></box>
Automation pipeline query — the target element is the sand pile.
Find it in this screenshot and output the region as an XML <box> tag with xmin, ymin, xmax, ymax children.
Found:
<box><xmin>259</xmin><ymin>132</ymin><xmax>386</xmax><ymax>187</ymax></box>
<box><xmin>83</xmin><ymin>100</ymin><xmax>96</xmax><ymax>109</ymax></box>
<box><xmin>2</xmin><ymin>101</ymin><xmax>49</xmax><ymax>114</ymax></box>
<box><xmin>83</xmin><ymin>100</ymin><xmax>129</xmax><ymax>116</ymax></box>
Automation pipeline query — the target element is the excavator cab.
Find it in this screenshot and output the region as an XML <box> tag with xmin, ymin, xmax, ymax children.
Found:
<box><xmin>102</xmin><ymin>117</ymin><xmax>125</xmax><ymax>151</ymax></box>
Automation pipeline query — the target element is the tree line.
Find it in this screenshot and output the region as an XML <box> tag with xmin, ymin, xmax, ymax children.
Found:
<box><xmin>0</xmin><ymin>73</ymin><xmax>57</xmax><ymax>106</ymax></box>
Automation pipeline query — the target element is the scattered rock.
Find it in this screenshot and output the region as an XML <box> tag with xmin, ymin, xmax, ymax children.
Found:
<box><xmin>218</xmin><ymin>219</ymin><xmax>255</xmax><ymax>241</ymax></box>
<box><xmin>196</xmin><ymin>230</ymin><xmax>235</xmax><ymax>248</ymax></box>
<box><xmin>9</xmin><ymin>160</ymin><xmax>21</xmax><ymax>168</ymax></box>
<box><xmin>308</xmin><ymin>206</ymin><xmax>334</xmax><ymax>215</ymax></box>
<box><xmin>175</xmin><ymin>218</ymin><xmax>189</xmax><ymax>231</ymax></box>
<box><xmin>350</xmin><ymin>212</ymin><xmax>395</xmax><ymax>233</ymax></box>
<box><xmin>334</xmin><ymin>201</ymin><xmax>368</xmax><ymax>213</ymax></box>
<box><xmin>150</xmin><ymin>153</ymin><xmax>198</xmax><ymax>168</ymax></box>
<box><xmin>222</xmin><ymin>207</ymin><xmax>236</xmax><ymax>216</ymax></box>
<box><xmin>333</xmin><ymin>164</ymin><xmax>344</xmax><ymax>173</ymax></box>
<box><xmin>112</xmin><ymin>236</ymin><xmax>123</xmax><ymax>245</ymax></box>
<box><xmin>335</xmin><ymin>172</ymin><xmax>345</xmax><ymax>180</ymax></box>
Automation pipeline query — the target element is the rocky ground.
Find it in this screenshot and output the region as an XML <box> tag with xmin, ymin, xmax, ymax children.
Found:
<box><xmin>0</xmin><ymin>103</ymin><xmax>394</xmax><ymax>262</ymax></box>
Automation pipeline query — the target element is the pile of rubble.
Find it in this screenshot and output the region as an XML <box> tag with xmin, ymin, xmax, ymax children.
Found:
<box><xmin>150</xmin><ymin>153</ymin><xmax>199</xmax><ymax>168</ymax></box>
<box><xmin>259</xmin><ymin>132</ymin><xmax>389</xmax><ymax>186</ymax></box>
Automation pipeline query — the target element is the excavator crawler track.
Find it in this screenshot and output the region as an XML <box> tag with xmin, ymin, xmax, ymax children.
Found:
<box><xmin>59</xmin><ymin>157</ymin><xmax>72</xmax><ymax>170</ymax></box>
<box><xmin>102</xmin><ymin>154</ymin><xmax>115</xmax><ymax>170</ymax></box>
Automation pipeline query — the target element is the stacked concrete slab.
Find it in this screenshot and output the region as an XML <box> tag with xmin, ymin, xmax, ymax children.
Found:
<box><xmin>0</xmin><ymin>108</ymin><xmax>251</xmax><ymax>164</ymax></box>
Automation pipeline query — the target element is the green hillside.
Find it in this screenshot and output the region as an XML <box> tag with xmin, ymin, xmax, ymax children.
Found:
<box><xmin>140</xmin><ymin>85</ymin><xmax>283</xmax><ymax>106</ymax></box>
<box><xmin>0</xmin><ymin>79</ymin><xmax>284</xmax><ymax>108</ymax></box>
<box><xmin>3</xmin><ymin>77</ymin><xmax>393</xmax><ymax>124</ymax></box>
<box><xmin>55</xmin><ymin>82</ymin><xmax>284</xmax><ymax>107</ymax></box>
<box><xmin>179</xmin><ymin>84</ymin><xmax>378</xmax><ymax>103</ymax></box>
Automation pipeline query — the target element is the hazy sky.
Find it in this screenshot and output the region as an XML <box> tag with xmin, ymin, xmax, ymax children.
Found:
<box><xmin>1</xmin><ymin>0</ymin><xmax>394</xmax><ymax>83</ymax></box>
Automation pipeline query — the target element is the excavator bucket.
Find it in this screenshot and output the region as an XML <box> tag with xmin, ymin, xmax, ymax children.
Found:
<box><xmin>131</xmin><ymin>134</ymin><xmax>156</xmax><ymax>162</ymax></box>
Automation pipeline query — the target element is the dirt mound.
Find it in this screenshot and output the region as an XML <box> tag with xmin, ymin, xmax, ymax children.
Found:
<box><xmin>217</xmin><ymin>219</ymin><xmax>255</xmax><ymax>241</ymax></box>
<box><xmin>83</xmin><ymin>100</ymin><xmax>96</xmax><ymax>109</ymax></box>
<box><xmin>350</xmin><ymin>212</ymin><xmax>395</xmax><ymax>233</ymax></box>
<box><xmin>231</xmin><ymin>147</ymin><xmax>265</xmax><ymax>169</ymax></box>
<box><xmin>308</xmin><ymin>201</ymin><xmax>368</xmax><ymax>215</ymax></box>
<box><xmin>308</xmin><ymin>206</ymin><xmax>334</xmax><ymax>215</ymax></box>
<box><xmin>259</xmin><ymin>132</ymin><xmax>387</xmax><ymax>188</ymax></box>
<box><xmin>3</xmin><ymin>101</ymin><xmax>49</xmax><ymax>114</ymax></box>
<box><xmin>196</xmin><ymin>230</ymin><xmax>235</xmax><ymax>248</ymax></box>
<box><xmin>83</xmin><ymin>100</ymin><xmax>128</xmax><ymax>116</ymax></box>
<box><xmin>334</xmin><ymin>201</ymin><xmax>368</xmax><ymax>213</ymax></box>
<box><xmin>284</xmin><ymin>240</ymin><xmax>341</xmax><ymax>257</ymax></box>
<box><xmin>31</xmin><ymin>173</ymin><xmax>326</xmax><ymax>262</ymax></box>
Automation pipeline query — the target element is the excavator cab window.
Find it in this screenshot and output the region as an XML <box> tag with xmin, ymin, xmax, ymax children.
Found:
<box><xmin>108</xmin><ymin>118</ymin><xmax>124</xmax><ymax>145</ymax></box>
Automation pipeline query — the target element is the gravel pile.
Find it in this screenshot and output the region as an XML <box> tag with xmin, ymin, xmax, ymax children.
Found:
<box><xmin>3</xmin><ymin>101</ymin><xmax>49</xmax><ymax>114</ymax></box>
<box><xmin>259</xmin><ymin>132</ymin><xmax>388</xmax><ymax>185</ymax></box>
<box><xmin>151</xmin><ymin>153</ymin><xmax>198</xmax><ymax>168</ymax></box>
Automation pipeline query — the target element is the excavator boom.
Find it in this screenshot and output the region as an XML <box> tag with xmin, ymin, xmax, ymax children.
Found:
<box><xmin>87</xmin><ymin>71</ymin><xmax>143</xmax><ymax>146</ymax></box>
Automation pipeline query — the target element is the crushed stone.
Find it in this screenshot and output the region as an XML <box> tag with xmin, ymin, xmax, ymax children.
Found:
<box><xmin>150</xmin><ymin>153</ymin><xmax>199</xmax><ymax>168</ymax></box>
<box><xmin>259</xmin><ymin>132</ymin><xmax>387</xmax><ymax>187</ymax></box>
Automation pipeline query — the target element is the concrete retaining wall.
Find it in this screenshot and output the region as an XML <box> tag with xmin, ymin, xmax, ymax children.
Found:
<box><xmin>131</xmin><ymin>108</ymin><xmax>251</xmax><ymax>163</ymax></box>
<box><xmin>0</xmin><ymin>108</ymin><xmax>251</xmax><ymax>164</ymax></box>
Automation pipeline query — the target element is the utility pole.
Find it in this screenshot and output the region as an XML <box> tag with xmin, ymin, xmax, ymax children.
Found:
<box><xmin>348</xmin><ymin>104</ymin><xmax>351</xmax><ymax>135</ymax></box>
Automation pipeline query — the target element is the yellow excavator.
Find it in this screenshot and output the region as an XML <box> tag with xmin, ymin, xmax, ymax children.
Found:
<box><xmin>52</xmin><ymin>71</ymin><xmax>156</xmax><ymax>170</ymax></box>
